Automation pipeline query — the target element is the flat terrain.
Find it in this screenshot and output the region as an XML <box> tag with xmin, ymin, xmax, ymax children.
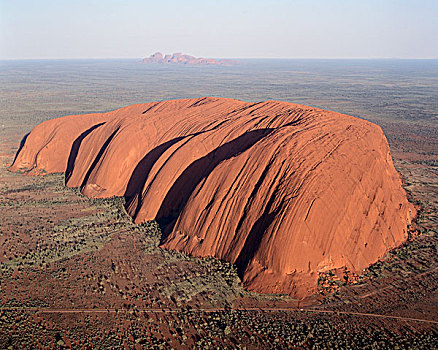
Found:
<box><xmin>0</xmin><ymin>59</ymin><xmax>437</xmax><ymax>348</ymax></box>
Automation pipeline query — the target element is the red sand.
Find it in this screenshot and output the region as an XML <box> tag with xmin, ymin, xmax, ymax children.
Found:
<box><xmin>10</xmin><ymin>97</ymin><xmax>415</xmax><ymax>297</ymax></box>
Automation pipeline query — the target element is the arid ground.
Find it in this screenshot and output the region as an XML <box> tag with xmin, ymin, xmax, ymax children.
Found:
<box><xmin>0</xmin><ymin>59</ymin><xmax>437</xmax><ymax>348</ymax></box>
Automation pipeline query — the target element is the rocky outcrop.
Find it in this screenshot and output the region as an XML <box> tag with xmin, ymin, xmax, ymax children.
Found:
<box><xmin>141</xmin><ymin>52</ymin><xmax>232</xmax><ymax>65</ymax></box>
<box><xmin>10</xmin><ymin>97</ymin><xmax>416</xmax><ymax>297</ymax></box>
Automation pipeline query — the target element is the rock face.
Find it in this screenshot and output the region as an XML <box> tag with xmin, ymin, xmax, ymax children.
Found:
<box><xmin>10</xmin><ymin>97</ymin><xmax>415</xmax><ymax>297</ymax></box>
<box><xmin>141</xmin><ymin>52</ymin><xmax>232</xmax><ymax>65</ymax></box>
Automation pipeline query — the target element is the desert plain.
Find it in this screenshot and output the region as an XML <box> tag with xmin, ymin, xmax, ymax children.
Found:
<box><xmin>0</xmin><ymin>59</ymin><xmax>437</xmax><ymax>349</ymax></box>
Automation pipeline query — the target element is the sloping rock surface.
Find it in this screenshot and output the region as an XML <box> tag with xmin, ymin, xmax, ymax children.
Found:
<box><xmin>10</xmin><ymin>97</ymin><xmax>415</xmax><ymax>297</ymax></box>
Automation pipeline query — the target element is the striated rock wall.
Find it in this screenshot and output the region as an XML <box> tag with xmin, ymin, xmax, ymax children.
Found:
<box><xmin>10</xmin><ymin>97</ymin><xmax>416</xmax><ymax>297</ymax></box>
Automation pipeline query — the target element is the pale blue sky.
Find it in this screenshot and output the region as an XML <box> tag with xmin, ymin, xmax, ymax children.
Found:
<box><xmin>1</xmin><ymin>0</ymin><xmax>437</xmax><ymax>59</ymax></box>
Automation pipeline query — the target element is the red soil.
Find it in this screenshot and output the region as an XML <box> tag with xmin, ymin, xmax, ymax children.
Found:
<box><xmin>10</xmin><ymin>97</ymin><xmax>416</xmax><ymax>297</ymax></box>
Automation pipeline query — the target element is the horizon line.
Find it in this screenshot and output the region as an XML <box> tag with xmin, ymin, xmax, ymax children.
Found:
<box><xmin>1</xmin><ymin>56</ymin><xmax>438</xmax><ymax>61</ymax></box>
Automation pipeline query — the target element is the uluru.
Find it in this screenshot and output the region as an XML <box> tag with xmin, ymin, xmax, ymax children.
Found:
<box><xmin>10</xmin><ymin>97</ymin><xmax>415</xmax><ymax>297</ymax></box>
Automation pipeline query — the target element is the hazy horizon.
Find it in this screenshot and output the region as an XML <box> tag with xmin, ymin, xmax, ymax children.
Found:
<box><xmin>1</xmin><ymin>0</ymin><xmax>437</xmax><ymax>60</ymax></box>
<box><xmin>2</xmin><ymin>56</ymin><xmax>438</xmax><ymax>61</ymax></box>
<box><xmin>2</xmin><ymin>57</ymin><xmax>438</xmax><ymax>62</ymax></box>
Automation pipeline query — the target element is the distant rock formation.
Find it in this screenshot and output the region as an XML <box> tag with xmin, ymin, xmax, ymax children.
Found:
<box><xmin>140</xmin><ymin>52</ymin><xmax>232</xmax><ymax>65</ymax></box>
<box><xmin>11</xmin><ymin>97</ymin><xmax>416</xmax><ymax>297</ymax></box>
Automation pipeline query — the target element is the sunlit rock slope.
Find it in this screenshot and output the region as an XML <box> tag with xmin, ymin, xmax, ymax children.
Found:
<box><xmin>10</xmin><ymin>97</ymin><xmax>416</xmax><ymax>297</ymax></box>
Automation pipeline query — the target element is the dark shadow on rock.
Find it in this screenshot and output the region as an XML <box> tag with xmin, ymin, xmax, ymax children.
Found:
<box><xmin>11</xmin><ymin>132</ymin><xmax>30</xmax><ymax>165</ymax></box>
<box><xmin>124</xmin><ymin>136</ymin><xmax>185</xmax><ymax>219</ymax></box>
<box><xmin>230</xmin><ymin>157</ymin><xmax>280</xmax><ymax>277</ymax></box>
<box><xmin>233</xmin><ymin>157</ymin><xmax>288</xmax><ymax>278</ymax></box>
<box><xmin>283</xmin><ymin>117</ymin><xmax>303</xmax><ymax>128</ymax></box>
<box><xmin>80</xmin><ymin>127</ymin><xmax>119</xmax><ymax>189</ymax></box>
<box><xmin>234</xmin><ymin>201</ymin><xmax>280</xmax><ymax>279</ymax></box>
<box><xmin>156</xmin><ymin>128</ymin><xmax>273</xmax><ymax>240</ymax></box>
<box><xmin>65</xmin><ymin>123</ymin><xmax>105</xmax><ymax>185</ymax></box>
<box><xmin>124</xmin><ymin>125</ymin><xmax>231</xmax><ymax>220</ymax></box>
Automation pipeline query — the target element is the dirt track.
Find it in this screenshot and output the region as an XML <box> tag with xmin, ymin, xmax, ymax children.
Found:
<box><xmin>1</xmin><ymin>306</ymin><xmax>436</xmax><ymax>325</ymax></box>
